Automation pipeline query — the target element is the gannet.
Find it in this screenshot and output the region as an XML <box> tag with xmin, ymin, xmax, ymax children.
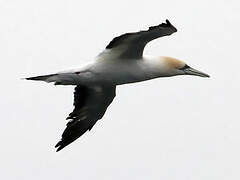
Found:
<box><xmin>26</xmin><ymin>20</ymin><xmax>209</xmax><ymax>152</ymax></box>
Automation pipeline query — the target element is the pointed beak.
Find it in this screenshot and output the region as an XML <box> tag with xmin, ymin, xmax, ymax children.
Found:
<box><xmin>184</xmin><ymin>67</ymin><xmax>210</xmax><ymax>78</ymax></box>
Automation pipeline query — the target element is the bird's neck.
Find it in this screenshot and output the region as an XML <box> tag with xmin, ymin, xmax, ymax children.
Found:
<box><xmin>141</xmin><ymin>56</ymin><xmax>173</xmax><ymax>79</ymax></box>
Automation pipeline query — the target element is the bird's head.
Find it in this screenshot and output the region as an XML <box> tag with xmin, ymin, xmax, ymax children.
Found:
<box><xmin>161</xmin><ymin>56</ymin><xmax>210</xmax><ymax>78</ymax></box>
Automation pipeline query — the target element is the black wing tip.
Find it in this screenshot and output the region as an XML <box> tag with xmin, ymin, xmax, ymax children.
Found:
<box><xmin>55</xmin><ymin>141</ymin><xmax>65</xmax><ymax>152</ymax></box>
<box><xmin>54</xmin><ymin>123</ymin><xmax>92</xmax><ymax>152</ymax></box>
<box><xmin>166</xmin><ymin>19</ymin><xmax>177</xmax><ymax>32</ymax></box>
<box><xmin>149</xmin><ymin>19</ymin><xmax>177</xmax><ymax>32</ymax></box>
<box><xmin>56</xmin><ymin>147</ymin><xmax>63</xmax><ymax>152</ymax></box>
<box><xmin>106</xmin><ymin>19</ymin><xmax>177</xmax><ymax>49</ymax></box>
<box><xmin>166</xmin><ymin>19</ymin><xmax>170</xmax><ymax>24</ymax></box>
<box><xmin>56</xmin><ymin>146</ymin><xmax>63</xmax><ymax>152</ymax></box>
<box><xmin>55</xmin><ymin>141</ymin><xmax>61</xmax><ymax>148</ymax></box>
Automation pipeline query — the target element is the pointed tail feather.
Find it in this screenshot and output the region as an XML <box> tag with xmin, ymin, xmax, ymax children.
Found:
<box><xmin>25</xmin><ymin>73</ymin><xmax>80</xmax><ymax>85</ymax></box>
<box><xmin>25</xmin><ymin>74</ymin><xmax>57</xmax><ymax>82</ymax></box>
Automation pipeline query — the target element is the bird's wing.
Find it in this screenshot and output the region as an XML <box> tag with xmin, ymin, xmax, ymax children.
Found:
<box><xmin>101</xmin><ymin>19</ymin><xmax>177</xmax><ymax>60</ymax></box>
<box><xmin>55</xmin><ymin>85</ymin><xmax>116</xmax><ymax>152</ymax></box>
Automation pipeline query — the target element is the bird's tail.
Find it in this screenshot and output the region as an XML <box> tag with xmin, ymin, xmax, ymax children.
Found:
<box><xmin>26</xmin><ymin>74</ymin><xmax>57</xmax><ymax>81</ymax></box>
<box><xmin>25</xmin><ymin>73</ymin><xmax>80</xmax><ymax>85</ymax></box>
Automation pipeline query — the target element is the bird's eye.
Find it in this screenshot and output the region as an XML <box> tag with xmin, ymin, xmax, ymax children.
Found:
<box><xmin>179</xmin><ymin>64</ymin><xmax>190</xmax><ymax>70</ymax></box>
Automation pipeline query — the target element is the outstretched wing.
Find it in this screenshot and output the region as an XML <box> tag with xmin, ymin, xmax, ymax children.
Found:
<box><xmin>103</xmin><ymin>19</ymin><xmax>177</xmax><ymax>59</ymax></box>
<box><xmin>55</xmin><ymin>85</ymin><xmax>116</xmax><ymax>152</ymax></box>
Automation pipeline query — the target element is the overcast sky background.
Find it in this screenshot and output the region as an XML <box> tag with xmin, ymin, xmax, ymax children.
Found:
<box><xmin>0</xmin><ymin>0</ymin><xmax>239</xmax><ymax>179</ymax></box>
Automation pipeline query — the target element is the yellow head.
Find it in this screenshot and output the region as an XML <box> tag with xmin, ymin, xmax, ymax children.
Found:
<box><xmin>160</xmin><ymin>56</ymin><xmax>210</xmax><ymax>77</ymax></box>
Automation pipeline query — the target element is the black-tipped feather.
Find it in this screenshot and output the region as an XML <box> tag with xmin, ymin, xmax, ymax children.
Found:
<box><xmin>55</xmin><ymin>85</ymin><xmax>116</xmax><ymax>152</ymax></box>
<box><xmin>105</xmin><ymin>19</ymin><xmax>177</xmax><ymax>58</ymax></box>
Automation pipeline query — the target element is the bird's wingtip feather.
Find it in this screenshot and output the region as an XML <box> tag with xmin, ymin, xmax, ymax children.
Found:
<box><xmin>55</xmin><ymin>141</ymin><xmax>64</xmax><ymax>152</ymax></box>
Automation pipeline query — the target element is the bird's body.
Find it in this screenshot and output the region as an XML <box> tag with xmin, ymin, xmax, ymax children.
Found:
<box><xmin>57</xmin><ymin>56</ymin><xmax>180</xmax><ymax>86</ymax></box>
<box><xmin>26</xmin><ymin>20</ymin><xmax>209</xmax><ymax>151</ymax></box>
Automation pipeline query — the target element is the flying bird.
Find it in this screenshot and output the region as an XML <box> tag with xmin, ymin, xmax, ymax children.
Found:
<box><xmin>26</xmin><ymin>20</ymin><xmax>209</xmax><ymax>152</ymax></box>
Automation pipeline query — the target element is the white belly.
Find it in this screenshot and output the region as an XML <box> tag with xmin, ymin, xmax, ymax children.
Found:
<box><xmin>85</xmin><ymin>60</ymin><xmax>151</xmax><ymax>85</ymax></box>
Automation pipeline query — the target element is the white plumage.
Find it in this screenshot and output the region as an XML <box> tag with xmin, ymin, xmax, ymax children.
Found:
<box><xmin>26</xmin><ymin>20</ymin><xmax>209</xmax><ymax>151</ymax></box>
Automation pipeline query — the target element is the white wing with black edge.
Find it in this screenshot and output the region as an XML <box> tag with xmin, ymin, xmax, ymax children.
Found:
<box><xmin>55</xmin><ymin>85</ymin><xmax>116</xmax><ymax>152</ymax></box>
<box><xmin>100</xmin><ymin>19</ymin><xmax>177</xmax><ymax>60</ymax></box>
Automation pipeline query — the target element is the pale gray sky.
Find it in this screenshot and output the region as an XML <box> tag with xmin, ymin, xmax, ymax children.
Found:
<box><xmin>1</xmin><ymin>0</ymin><xmax>239</xmax><ymax>179</ymax></box>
